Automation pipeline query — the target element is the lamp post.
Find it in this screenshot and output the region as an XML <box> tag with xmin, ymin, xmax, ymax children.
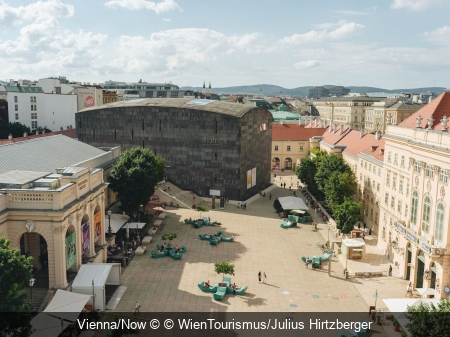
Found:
<box><xmin>107</xmin><ymin>210</ymin><xmax>112</xmax><ymax>237</ymax></box>
<box><xmin>29</xmin><ymin>277</ymin><xmax>35</xmax><ymax>310</ymax></box>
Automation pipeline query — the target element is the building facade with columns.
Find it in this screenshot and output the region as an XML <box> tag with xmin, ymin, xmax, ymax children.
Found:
<box><xmin>377</xmin><ymin>92</ymin><xmax>450</xmax><ymax>299</ymax></box>
<box><xmin>0</xmin><ymin>167</ymin><xmax>108</xmax><ymax>289</ymax></box>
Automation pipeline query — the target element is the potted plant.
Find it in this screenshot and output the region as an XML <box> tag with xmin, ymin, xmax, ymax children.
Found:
<box><xmin>393</xmin><ymin>317</ymin><xmax>401</xmax><ymax>332</ymax></box>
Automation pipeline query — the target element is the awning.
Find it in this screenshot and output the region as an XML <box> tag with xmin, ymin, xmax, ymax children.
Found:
<box><xmin>30</xmin><ymin>313</ymin><xmax>71</xmax><ymax>337</ymax></box>
<box><xmin>44</xmin><ymin>290</ymin><xmax>91</xmax><ymax>322</ymax></box>
<box><xmin>108</xmin><ymin>214</ymin><xmax>129</xmax><ymax>233</ymax></box>
<box><xmin>127</xmin><ymin>222</ymin><xmax>146</xmax><ymax>229</ymax></box>
<box><xmin>343</xmin><ymin>238</ymin><xmax>366</xmax><ymax>247</ymax></box>
<box><xmin>292</xmin><ymin>210</ymin><xmax>306</xmax><ymax>214</ymax></box>
<box><xmin>73</xmin><ymin>264</ymin><xmax>112</xmax><ymax>289</ymax></box>
<box><xmin>416</xmin><ymin>288</ymin><xmax>435</xmax><ymax>297</ymax></box>
<box><xmin>278</xmin><ymin>196</ymin><xmax>309</xmax><ymax>211</ymax></box>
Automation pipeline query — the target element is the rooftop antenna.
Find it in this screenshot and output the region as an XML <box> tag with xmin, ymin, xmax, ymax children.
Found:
<box><xmin>259</xmin><ymin>88</ymin><xmax>263</xmax><ymax>98</ymax></box>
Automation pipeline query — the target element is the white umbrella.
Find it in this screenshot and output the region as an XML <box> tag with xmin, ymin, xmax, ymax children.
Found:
<box><xmin>126</xmin><ymin>223</ymin><xmax>129</xmax><ymax>239</ymax></box>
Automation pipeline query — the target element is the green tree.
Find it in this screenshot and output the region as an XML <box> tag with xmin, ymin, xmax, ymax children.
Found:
<box><xmin>108</xmin><ymin>148</ymin><xmax>165</xmax><ymax>220</ymax></box>
<box><xmin>33</xmin><ymin>126</ymin><xmax>52</xmax><ymax>134</ymax></box>
<box><xmin>0</xmin><ymin>238</ymin><xmax>35</xmax><ymax>337</ymax></box>
<box><xmin>315</xmin><ymin>154</ymin><xmax>352</xmax><ymax>193</ymax></box>
<box><xmin>0</xmin><ymin>119</ymin><xmax>31</xmax><ymax>139</ymax></box>
<box><xmin>295</xmin><ymin>157</ymin><xmax>324</xmax><ymax>200</ymax></box>
<box><xmin>406</xmin><ymin>298</ymin><xmax>450</xmax><ymax>337</ymax></box>
<box><xmin>196</xmin><ymin>206</ymin><xmax>209</xmax><ymax>218</ymax></box>
<box><xmin>214</xmin><ymin>262</ymin><xmax>235</xmax><ymax>277</ymax></box>
<box><xmin>332</xmin><ymin>197</ymin><xmax>362</xmax><ymax>234</ymax></box>
<box><xmin>324</xmin><ymin>171</ymin><xmax>358</xmax><ymax>210</ymax></box>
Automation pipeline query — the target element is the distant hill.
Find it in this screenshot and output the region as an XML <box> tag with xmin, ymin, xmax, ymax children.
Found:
<box><xmin>0</xmin><ymin>80</ymin><xmax>7</xmax><ymax>85</ymax></box>
<box><xmin>181</xmin><ymin>84</ymin><xmax>448</xmax><ymax>97</ymax></box>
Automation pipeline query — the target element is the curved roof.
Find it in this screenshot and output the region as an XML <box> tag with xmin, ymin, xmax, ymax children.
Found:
<box><xmin>78</xmin><ymin>98</ymin><xmax>261</xmax><ymax>117</ymax></box>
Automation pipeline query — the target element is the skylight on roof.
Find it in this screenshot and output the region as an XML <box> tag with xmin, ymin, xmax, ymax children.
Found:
<box><xmin>187</xmin><ymin>99</ymin><xmax>214</xmax><ymax>106</ymax></box>
<box><xmin>125</xmin><ymin>99</ymin><xmax>146</xmax><ymax>104</ymax></box>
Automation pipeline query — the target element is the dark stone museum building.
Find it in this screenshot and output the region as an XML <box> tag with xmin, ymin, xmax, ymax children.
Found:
<box><xmin>76</xmin><ymin>98</ymin><xmax>272</xmax><ymax>200</ymax></box>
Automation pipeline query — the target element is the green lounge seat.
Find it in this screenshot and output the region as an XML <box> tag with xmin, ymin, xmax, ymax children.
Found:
<box><xmin>210</xmin><ymin>238</ymin><xmax>219</xmax><ymax>245</ymax></box>
<box><xmin>193</xmin><ymin>221</ymin><xmax>202</xmax><ymax>228</ymax></box>
<box><xmin>320</xmin><ymin>252</ymin><xmax>333</xmax><ymax>262</ymax></box>
<box><xmin>226</xmin><ymin>285</ymin><xmax>248</xmax><ymax>295</ymax></box>
<box><xmin>198</xmin><ymin>282</ymin><xmax>218</xmax><ymax>293</ymax></box>
<box><xmin>169</xmin><ymin>250</ymin><xmax>182</xmax><ymax>259</ymax></box>
<box><xmin>293</xmin><ymin>215</ymin><xmax>300</xmax><ymax>223</ymax></box>
<box><xmin>222</xmin><ymin>276</ymin><xmax>231</xmax><ymax>284</ymax></box>
<box><xmin>301</xmin><ymin>255</ymin><xmax>307</xmax><ymax>263</ymax></box>
<box><xmin>151</xmin><ymin>250</ymin><xmax>168</xmax><ymax>258</ymax></box>
<box><xmin>179</xmin><ymin>245</ymin><xmax>186</xmax><ymax>253</ymax></box>
<box><xmin>213</xmin><ymin>286</ymin><xmax>227</xmax><ymax>300</ymax></box>
<box><xmin>220</xmin><ymin>235</ymin><xmax>234</xmax><ymax>242</ymax></box>
<box><xmin>184</xmin><ymin>219</ymin><xmax>196</xmax><ymax>225</ymax></box>
<box><xmin>204</xmin><ymin>221</ymin><xmax>217</xmax><ymax>226</ymax></box>
<box><xmin>280</xmin><ymin>220</ymin><xmax>293</xmax><ymax>228</ymax></box>
<box><xmin>157</xmin><ymin>244</ymin><xmax>171</xmax><ymax>251</ymax></box>
<box><xmin>216</xmin><ymin>230</ymin><xmax>224</xmax><ymax>235</ymax></box>
<box><xmin>199</xmin><ymin>234</ymin><xmax>211</xmax><ymax>240</ymax></box>
<box><xmin>288</xmin><ymin>215</ymin><xmax>294</xmax><ymax>222</ymax></box>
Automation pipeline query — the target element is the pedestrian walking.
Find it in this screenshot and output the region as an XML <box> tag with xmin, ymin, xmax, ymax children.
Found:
<box><xmin>269</xmin><ymin>193</ymin><xmax>272</xmax><ymax>200</ymax></box>
<box><xmin>284</xmin><ymin>182</ymin><xmax>286</xmax><ymax>188</ymax></box>
<box><xmin>281</xmin><ymin>183</ymin><xmax>283</xmax><ymax>188</ymax></box>
<box><xmin>363</xmin><ymin>222</ymin><xmax>367</xmax><ymax>229</ymax></box>
<box><xmin>405</xmin><ymin>282</ymin><xmax>413</xmax><ymax>297</ymax></box>
<box><xmin>358</xmin><ymin>222</ymin><xmax>361</xmax><ymax>229</ymax></box>
<box><xmin>263</xmin><ymin>272</ymin><xmax>267</xmax><ymax>284</ymax></box>
<box><xmin>244</xmin><ymin>202</ymin><xmax>247</xmax><ymax>210</ymax></box>
<box><xmin>258</xmin><ymin>271</ymin><xmax>262</xmax><ymax>283</ymax></box>
<box><xmin>369</xmin><ymin>228</ymin><xmax>372</xmax><ymax>235</ymax></box>
<box><xmin>134</xmin><ymin>300</ymin><xmax>140</xmax><ymax>314</ymax></box>
<box><xmin>389</xmin><ymin>265</ymin><xmax>392</xmax><ymax>277</ymax></box>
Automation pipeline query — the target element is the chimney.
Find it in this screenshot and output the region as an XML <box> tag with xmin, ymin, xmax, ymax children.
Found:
<box><xmin>298</xmin><ymin>118</ymin><xmax>301</xmax><ymax>126</ymax></box>
<box><xmin>42</xmin><ymin>129</ymin><xmax>46</xmax><ymax>134</ymax></box>
<box><xmin>360</xmin><ymin>128</ymin><xmax>365</xmax><ymax>138</ymax></box>
<box><xmin>8</xmin><ymin>133</ymin><xmax>12</xmax><ymax>140</ymax></box>
<box><xmin>36</xmin><ymin>130</ymin><xmax>39</xmax><ymax>135</ymax></box>
<box><xmin>23</xmin><ymin>132</ymin><xmax>27</xmax><ymax>137</ymax></box>
<box><xmin>280</xmin><ymin>119</ymin><xmax>283</xmax><ymax>125</ymax></box>
<box><xmin>340</xmin><ymin>124</ymin><xmax>344</xmax><ymax>135</ymax></box>
<box><xmin>375</xmin><ymin>131</ymin><xmax>380</xmax><ymax>141</ymax></box>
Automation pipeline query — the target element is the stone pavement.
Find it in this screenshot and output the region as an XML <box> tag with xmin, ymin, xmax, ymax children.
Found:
<box><xmin>114</xmin><ymin>172</ymin><xmax>410</xmax><ymax>315</ymax></box>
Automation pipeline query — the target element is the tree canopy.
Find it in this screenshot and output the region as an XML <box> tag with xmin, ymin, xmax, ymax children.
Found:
<box><xmin>315</xmin><ymin>154</ymin><xmax>352</xmax><ymax>193</ymax></box>
<box><xmin>332</xmin><ymin>197</ymin><xmax>362</xmax><ymax>234</ymax></box>
<box><xmin>324</xmin><ymin>171</ymin><xmax>358</xmax><ymax>211</ymax></box>
<box><xmin>0</xmin><ymin>119</ymin><xmax>31</xmax><ymax>139</ymax></box>
<box><xmin>406</xmin><ymin>298</ymin><xmax>450</xmax><ymax>337</ymax></box>
<box><xmin>108</xmin><ymin>148</ymin><xmax>165</xmax><ymax>218</ymax></box>
<box><xmin>295</xmin><ymin>157</ymin><xmax>324</xmax><ymax>200</ymax></box>
<box><xmin>214</xmin><ymin>262</ymin><xmax>235</xmax><ymax>277</ymax></box>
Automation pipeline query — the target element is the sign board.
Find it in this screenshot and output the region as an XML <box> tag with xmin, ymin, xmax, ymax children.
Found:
<box><xmin>444</xmin><ymin>285</ymin><xmax>450</xmax><ymax>295</ymax></box>
<box><xmin>247</xmin><ymin>170</ymin><xmax>252</xmax><ymax>189</ymax></box>
<box><xmin>82</xmin><ymin>221</ymin><xmax>90</xmax><ymax>254</ymax></box>
<box><xmin>251</xmin><ymin>168</ymin><xmax>256</xmax><ymax>187</ymax></box>
<box><xmin>66</xmin><ymin>232</ymin><xmax>76</xmax><ymax>270</ymax></box>
<box><xmin>94</xmin><ymin>212</ymin><xmax>101</xmax><ymax>241</ymax></box>
<box><xmin>85</xmin><ymin>95</ymin><xmax>95</xmax><ymax>108</ymax></box>
<box><xmin>210</xmin><ymin>189</ymin><xmax>221</xmax><ymax>197</ymax></box>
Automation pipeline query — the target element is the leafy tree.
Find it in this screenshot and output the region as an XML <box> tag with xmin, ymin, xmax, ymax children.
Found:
<box><xmin>295</xmin><ymin>157</ymin><xmax>324</xmax><ymax>199</ymax></box>
<box><xmin>406</xmin><ymin>298</ymin><xmax>450</xmax><ymax>337</ymax></box>
<box><xmin>32</xmin><ymin>126</ymin><xmax>52</xmax><ymax>134</ymax></box>
<box><xmin>214</xmin><ymin>262</ymin><xmax>235</xmax><ymax>277</ymax></box>
<box><xmin>324</xmin><ymin>171</ymin><xmax>358</xmax><ymax>210</ymax></box>
<box><xmin>108</xmin><ymin>148</ymin><xmax>165</xmax><ymax>220</ymax></box>
<box><xmin>315</xmin><ymin>154</ymin><xmax>352</xmax><ymax>193</ymax></box>
<box><xmin>0</xmin><ymin>238</ymin><xmax>34</xmax><ymax>337</ymax></box>
<box><xmin>0</xmin><ymin>119</ymin><xmax>31</xmax><ymax>139</ymax></box>
<box><xmin>196</xmin><ymin>206</ymin><xmax>209</xmax><ymax>218</ymax></box>
<box><xmin>332</xmin><ymin>197</ymin><xmax>362</xmax><ymax>234</ymax></box>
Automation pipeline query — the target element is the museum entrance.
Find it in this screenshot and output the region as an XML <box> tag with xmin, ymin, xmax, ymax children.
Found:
<box><xmin>20</xmin><ymin>233</ymin><xmax>49</xmax><ymax>288</ymax></box>
<box><xmin>65</xmin><ymin>225</ymin><xmax>77</xmax><ymax>283</ymax></box>
<box><xmin>406</xmin><ymin>244</ymin><xmax>412</xmax><ymax>280</ymax></box>
<box><xmin>284</xmin><ymin>157</ymin><xmax>292</xmax><ymax>170</ymax></box>
<box><xmin>416</xmin><ymin>250</ymin><xmax>425</xmax><ymax>288</ymax></box>
<box><xmin>272</xmin><ymin>157</ymin><xmax>280</xmax><ymax>170</ymax></box>
<box><xmin>430</xmin><ymin>262</ymin><xmax>436</xmax><ymax>289</ymax></box>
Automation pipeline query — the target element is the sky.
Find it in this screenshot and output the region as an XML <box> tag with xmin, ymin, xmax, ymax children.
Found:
<box><xmin>1</xmin><ymin>0</ymin><xmax>450</xmax><ymax>89</ymax></box>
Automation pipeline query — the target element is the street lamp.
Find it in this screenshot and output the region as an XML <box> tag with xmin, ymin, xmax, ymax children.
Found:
<box><xmin>107</xmin><ymin>210</ymin><xmax>112</xmax><ymax>236</ymax></box>
<box><xmin>29</xmin><ymin>277</ymin><xmax>35</xmax><ymax>310</ymax></box>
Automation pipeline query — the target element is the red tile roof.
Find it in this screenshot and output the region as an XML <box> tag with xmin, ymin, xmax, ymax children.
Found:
<box><xmin>339</xmin><ymin>131</ymin><xmax>385</xmax><ymax>161</ymax></box>
<box><xmin>358</xmin><ymin>137</ymin><xmax>386</xmax><ymax>162</ymax></box>
<box><xmin>0</xmin><ymin>129</ymin><xmax>77</xmax><ymax>145</ymax></box>
<box><xmin>321</xmin><ymin>125</ymin><xmax>352</xmax><ymax>146</ymax></box>
<box><xmin>272</xmin><ymin>124</ymin><xmax>327</xmax><ymax>140</ymax></box>
<box><xmin>399</xmin><ymin>92</ymin><xmax>450</xmax><ymax>131</ymax></box>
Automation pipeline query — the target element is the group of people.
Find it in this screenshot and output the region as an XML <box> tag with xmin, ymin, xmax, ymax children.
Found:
<box><xmin>203</xmin><ymin>280</ymin><xmax>239</xmax><ymax>295</ymax></box>
<box><xmin>304</xmin><ymin>257</ymin><xmax>321</xmax><ymax>270</ymax></box>
<box><xmin>237</xmin><ymin>202</ymin><xmax>247</xmax><ymax>209</ymax></box>
<box><xmin>357</xmin><ymin>222</ymin><xmax>373</xmax><ymax>235</ymax></box>
<box><xmin>258</xmin><ymin>271</ymin><xmax>267</xmax><ymax>284</ymax></box>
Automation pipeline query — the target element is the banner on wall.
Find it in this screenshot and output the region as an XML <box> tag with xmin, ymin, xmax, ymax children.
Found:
<box><xmin>251</xmin><ymin>168</ymin><xmax>256</xmax><ymax>187</ymax></box>
<box><xmin>82</xmin><ymin>221</ymin><xmax>90</xmax><ymax>254</ymax></box>
<box><xmin>246</xmin><ymin>170</ymin><xmax>252</xmax><ymax>189</ymax></box>
<box><xmin>66</xmin><ymin>232</ymin><xmax>76</xmax><ymax>269</ymax></box>
<box><xmin>94</xmin><ymin>212</ymin><xmax>101</xmax><ymax>241</ymax></box>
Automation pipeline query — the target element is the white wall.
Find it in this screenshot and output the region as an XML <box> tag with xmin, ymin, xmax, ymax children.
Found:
<box><xmin>37</xmin><ymin>78</ymin><xmax>75</xmax><ymax>94</ymax></box>
<box><xmin>43</xmin><ymin>94</ymin><xmax>77</xmax><ymax>130</ymax></box>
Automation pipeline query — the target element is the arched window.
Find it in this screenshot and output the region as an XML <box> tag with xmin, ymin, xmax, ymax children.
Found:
<box><xmin>435</xmin><ymin>203</ymin><xmax>445</xmax><ymax>245</ymax></box>
<box><xmin>411</xmin><ymin>191</ymin><xmax>418</xmax><ymax>226</ymax></box>
<box><xmin>422</xmin><ymin>196</ymin><xmax>431</xmax><ymax>234</ymax></box>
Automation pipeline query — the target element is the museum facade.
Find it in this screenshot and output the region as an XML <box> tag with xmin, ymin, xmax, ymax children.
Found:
<box><xmin>76</xmin><ymin>98</ymin><xmax>273</xmax><ymax>200</ymax></box>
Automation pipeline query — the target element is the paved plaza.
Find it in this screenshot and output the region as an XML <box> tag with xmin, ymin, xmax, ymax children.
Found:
<box><xmin>114</xmin><ymin>172</ymin><xmax>410</xmax><ymax>316</ymax></box>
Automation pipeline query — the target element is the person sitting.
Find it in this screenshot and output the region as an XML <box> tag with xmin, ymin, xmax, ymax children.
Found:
<box><xmin>189</xmin><ymin>217</ymin><xmax>192</xmax><ymax>221</ymax></box>
<box><xmin>158</xmin><ymin>250</ymin><xmax>165</xmax><ymax>255</ymax></box>
<box><xmin>203</xmin><ymin>234</ymin><xmax>210</xmax><ymax>238</ymax></box>
<box><xmin>263</xmin><ymin>192</ymin><xmax>266</xmax><ymax>197</ymax></box>
<box><xmin>161</xmin><ymin>243</ymin><xmax>165</xmax><ymax>250</ymax></box>
<box><xmin>204</xmin><ymin>280</ymin><xmax>210</xmax><ymax>288</ymax></box>
<box><xmin>231</xmin><ymin>234</ymin><xmax>235</xmax><ymax>241</ymax></box>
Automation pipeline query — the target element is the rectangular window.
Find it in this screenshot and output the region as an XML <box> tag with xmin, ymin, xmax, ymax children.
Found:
<box><xmin>142</xmin><ymin>140</ymin><xmax>145</xmax><ymax>148</ymax></box>
<box><xmin>259</xmin><ymin>123</ymin><xmax>266</xmax><ymax>131</ymax></box>
<box><xmin>401</xmin><ymin>156</ymin><xmax>405</xmax><ymax>166</ymax></box>
<box><xmin>406</xmin><ymin>182</ymin><xmax>410</xmax><ymax>196</ymax></box>
<box><xmin>378</xmin><ymin>168</ymin><xmax>381</xmax><ymax>176</ymax></box>
<box><xmin>170</xmin><ymin>91</ymin><xmax>178</xmax><ymax>98</ymax></box>
<box><xmin>391</xmin><ymin>196</ymin><xmax>395</xmax><ymax>208</ymax></box>
<box><xmin>31</xmin><ymin>113</ymin><xmax>37</xmax><ymax>119</ymax></box>
<box><xmin>385</xmin><ymin>193</ymin><xmax>389</xmax><ymax>204</ymax></box>
<box><xmin>287</xmin><ymin>146</ymin><xmax>291</xmax><ymax>151</ymax></box>
<box><xmin>299</xmin><ymin>146</ymin><xmax>303</xmax><ymax>151</ymax></box>
<box><xmin>405</xmin><ymin>205</ymin><xmax>408</xmax><ymax>217</ymax></box>
<box><xmin>15</xmin><ymin>113</ymin><xmax>18</xmax><ymax>120</ymax></box>
<box><xmin>114</xmin><ymin>129</ymin><xmax>117</xmax><ymax>139</ymax></box>
<box><xmin>15</xmin><ymin>104</ymin><xmax>18</xmax><ymax>111</ymax></box>
<box><xmin>414</xmin><ymin>161</ymin><xmax>421</xmax><ymax>173</ymax></box>
<box><xmin>142</xmin><ymin>119</ymin><xmax>145</xmax><ymax>131</ymax></box>
<box><xmin>360</xmin><ymin>161</ymin><xmax>363</xmax><ymax>167</ymax></box>
<box><xmin>30</xmin><ymin>96</ymin><xmax>36</xmax><ymax>103</ymax></box>
<box><xmin>369</xmin><ymin>164</ymin><xmax>371</xmax><ymax>171</ymax></box>
<box><xmin>377</xmin><ymin>183</ymin><xmax>380</xmax><ymax>192</ymax></box>
<box><xmin>14</xmin><ymin>96</ymin><xmax>18</xmax><ymax>103</ymax></box>
<box><xmin>159</xmin><ymin>119</ymin><xmax>162</xmax><ymax>131</ymax></box>
<box><xmin>365</xmin><ymin>162</ymin><xmax>367</xmax><ymax>169</ymax></box>
<box><xmin>157</xmin><ymin>91</ymin><xmax>167</xmax><ymax>98</ymax></box>
<box><xmin>214</xmin><ymin>152</ymin><xmax>218</xmax><ymax>160</ymax></box>
<box><xmin>131</xmin><ymin>130</ymin><xmax>134</xmax><ymax>140</ymax></box>
<box><xmin>31</xmin><ymin>104</ymin><xmax>37</xmax><ymax>111</ymax></box>
<box><xmin>388</xmin><ymin>151</ymin><xmax>391</xmax><ymax>162</ymax></box>
<box><xmin>360</xmin><ymin>173</ymin><xmax>362</xmax><ymax>181</ymax></box>
<box><xmin>397</xmin><ymin>200</ymin><xmax>402</xmax><ymax>212</ymax></box>
<box><xmin>386</xmin><ymin>173</ymin><xmax>390</xmax><ymax>186</ymax></box>
<box><xmin>31</xmin><ymin>121</ymin><xmax>37</xmax><ymax>129</ymax></box>
<box><xmin>399</xmin><ymin>179</ymin><xmax>403</xmax><ymax>193</ymax></box>
<box><xmin>392</xmin><ymin>176</ymin><xmax>396</xmax><ymax>190</ymax></box>
<box><xmin>440</xmin><ymin>169</ymin><xmax>448</xmax><ymax>184</ymax></box>
<box><xmin>426</xmin><ymin>165</ymin><xmax>434</xmax><ymax>178</ymax></box>
<box><xmin>274</xmin><ymin>145</ymin><xmax>278</xmax><ymax>151</ymax></box>
<box><xmin>394</xmin><ymin>153</ymin><xmax>398</xmax><ymax>164</ymax></box>
<box><xmin>373</xmin><ymin>166</ymin><xmax>376</xmax><ymax>174</ymax></box>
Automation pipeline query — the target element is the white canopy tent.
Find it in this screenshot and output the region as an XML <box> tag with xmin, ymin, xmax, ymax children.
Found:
<box><xmin>44</xmin><ymin>290</ymin><xmax>91</xmax><ymax>321</ymax></box>
<box><xmin>30</xmin><ymin>314</ymin><xmax>71</xmax><ymax>337</ymax></box>
<box><xmin>72</xmin><ymin>263</ymin><xmax>121</xmax><ymax>311</ymax></box>
<box><xmin>127</xmin><ymin>222</ymin><xmax>146</xmax><ymax>229</ymax></box>
<box><xmin>107</xmin><ymin>214</ymin><xmax>129</xmax><ymax>233</ymax></box>
<box><xmin>278</xmin><ymin>196</ymin><xmax>309</xmax><ymax>211</ymax></box>
<box><xmin>415</xmin><ymin>288</ymin><xmax>436</xmax><ymax>298</ymax></box>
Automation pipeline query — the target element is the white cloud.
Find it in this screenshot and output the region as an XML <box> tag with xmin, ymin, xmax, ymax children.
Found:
<box><xmin>294</xmin><ymin>60</ymin><xmax>320</xmax><ymax>69</ymax></box>
<box><xmin>111</xmin><ymin>28</ymin><xmax>263</xmax><ymax>75</ymax></box>
<box><xmin>281</xmin><ymin>22</ymin><xmax>365</xmax><ymax>44</ymax></box>
<box><xmin>105</xmin><ymin>0</ymin><xmax>181</xmax><ymax>14</ymax></box>
<box><xmin>424</xmin><ymin>26</ymin><xmax>450</xmax><ymax>44</ymax></box>
<box><xmin>0</xmin><ymin>0</ymin><xmax>74</xmax><ymax>26</ymax></box>
<box><xmin>390</xmin><ymin>0</ymin><xmax>450</xmax><ymax>11</ymax></box>
<box><xmin>162</xmin><ymin>17</ymin><xmax>171</xmax><ymax>22</ymax></box>
<box><xmin>334</xmin><ymin>10</ymin><xmax>371</xmax><ymax>16</ymax></box>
